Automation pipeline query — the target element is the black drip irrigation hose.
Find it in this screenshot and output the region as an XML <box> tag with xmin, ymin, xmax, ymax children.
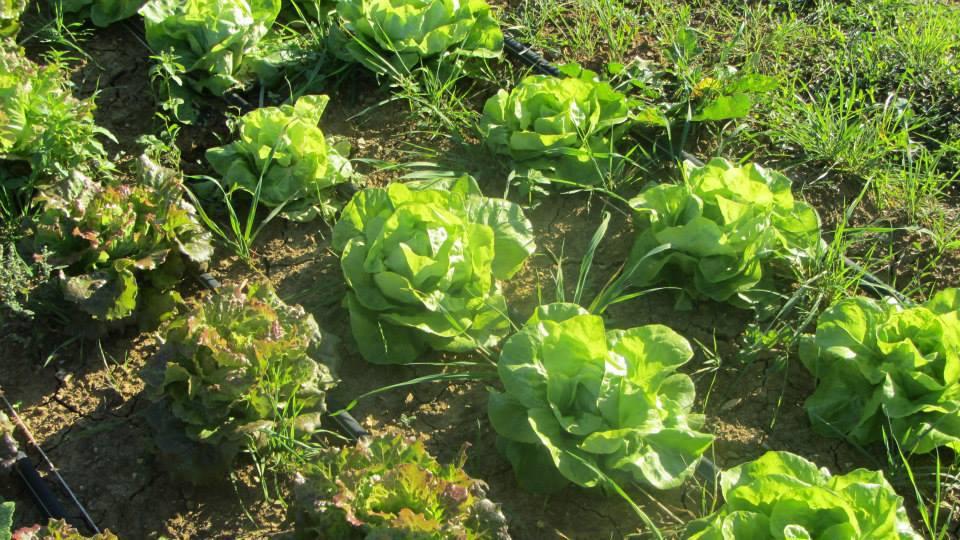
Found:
<box><xmin>0</xmin><ymin>391</ymin><xmax>99</xmax><ymax>534</ymax></box>
<box><xmin>191</xmin><ymin>273</ymin><xmax>369</xmax><ymax>441</ymax></box>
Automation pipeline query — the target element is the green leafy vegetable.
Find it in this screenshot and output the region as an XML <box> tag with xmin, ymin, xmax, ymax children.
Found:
<box><xmin>56</xmin><ymin>0</ymin><xmax>145</xmax><ymax>27</ymax></box>
<box><xmin>488</xmin><ymin>303</ymin><xmax>713</xmax><ymax>493</ymax></box>
<box><xmin>625</xmin><ymin>158</ymin><xmax>821</xmax><ymax>309</ymax></box>
<box><xmin>139</xmin><ymin>0</ymin><xmax>281</xmax><ymax>96</ymax></box>
<box><xmin>0</xmin><ymin>39</ymin><xmax>112</xmax><ymax>183</ymax></box>
<box><xmin>145</xmin><ymin>282</ymin><xmax>337</xmax><ymax>482</ymax></box>
<box><xmin>331</xmin><ymin>0</ymin><xmax>503</xmax><ymax>73</ymax></box>
<box><xmin>684</xmin><ymin>451</ymin><xmax>921</xmax><ymax>539</ymax></box>
<box><xmin>0</xmin><ymin>0</ymin><xmax>25</xmax><ymax>38</ymax></box>
<box><xmin>10</xmin><ymin>520</ymin><xmax>119</xmax><ymax>539</ymax></box>
<box><xmin>24</xmin><ymin>156</ymin><xmax>213</xmax><ymax>323</ymax></box>
<box><xmin>206</xmin><ymin>94</ymin><xmax>354</xmax><ymax>222</ymax></box>
<box><xmin>800</xmin><ymin>289</ymin><xmax>960</xmax><ymax>453</ymax></box>
<box><xmin>292</xmin><ymin>435</ymin><xmax>510</xmax><ymax>539</ymax></box>
<box><xmin>479</xmin><ymin>66</ymin><xmax>632</xmax><ymax>193</ymax></box>
<box><xmin>333</xmin><ymin>176</ymin><xmax>535</xmax><ymax>364</ymax></box>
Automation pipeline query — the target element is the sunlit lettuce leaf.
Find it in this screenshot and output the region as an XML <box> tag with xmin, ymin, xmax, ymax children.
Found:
<box><xmin>488</xmin><ymin>303</ymin><xmax>713</xmax><ymax>493</ymax></box>
<box><xmin>479</xmin><ymin>65</ymin><xmax>632</xmax><ymax>190</ymax></box>
<box><xmin>140</xmin><ymin>0</ymin><xmax>281</xmax><ymax>96</ymax></box>
<box><xmin>11</xmin><ymin>519</ymin><xmax>119</xmax><ymax>539</ymax></box>
<box><xmin>331</xmin><ymin>0</ymin><xmax>502</xmax><ymax>73</ymax></box>
<box><xmin>145</xmin><ymin>282</ymin><xmax>337</xmax><ymax>482</ymax></box>
<box><xmin>332</xmin><ymin>176</ymin><xmax>535</xmax><ymax>364</ymax></box>
<box><xmin>800</xmin><ymin>289</ymin><xmax>960</xmax><ymax>453</ymax></box>
<box><xmin>0</xmin><ymin>0</ymin><xmax>26</xmax><ymax>38</ymax></box>
<box><xmin>206</xmin><ymin>94</ymin><xmax>354</xmax><ymax>222</ymax></box>
<box><xmin>292</xmin><ymin>435</ymin><xmax>510</xmax><ymax>539</ymax></box>
<box><xmin>626</xmin><ymin>157</ymin><xmax>821</xmax><ymax>309</ymax></box>
<box><xmin>24</xmin><ymin>156</ymin><xmax>212</xmax><ymax>322</ymax></box>
<box><xmin>0</xmin><ymin>39</ymin><xmax>111</xmax><ymax>176</ymax></box>
<box><xmin>684</xmin><ymin>451</ymin><xmax>921</xmax><ymax>539</ymax></box>
<box><xmin>56</xmin><ymin>0</ymin><xmax>145</xmax><ymax>26</ymax></box>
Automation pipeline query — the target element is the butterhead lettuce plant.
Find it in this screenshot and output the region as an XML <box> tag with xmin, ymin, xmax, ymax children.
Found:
<box><xmin>626</xmin><ymin>158</ymin><xmax>821</xmax><ymax>309</ymax></box>
<box><xmin>25</xmin><ymin>156</ymin><xmax>212</xmax><ymax>323</ymax></box>
<box><xmin>140</xmin><ymin>0</ymin><xmax>281</xmax><ymax>96</ymax></box>
<box><xmin>332</xmin><ymin>176</ymin><xmax>535</xmax><ymax>364</ymax></box>
<box><xmin>331</xmin><ymin>0</ymin><xmax>503</xmax><ymax>73</ymax></box>
<box><xmin>488</xmin><ymin>303</ymin><xmax>714</xmax><ymax>493</ymax></box>
<box><xmin>146</xmin><ymin>282</ymin><xmax>337</xmax><ymax>482</ymax></box>
<box><xmin>57</xmin><ymin>0</ymin><xmax>145</xmax><ymax>27</ymax></box>
<box><xmin>292</xmin><ymin>435</ymin><xmax>510</xmax><ymax>539</ymax></box>
<box><xmin>800</xmin><ymin>289</ymin><xmax>960</xmax><ymax>453</ymax></box>
<box><xmin>206</xmin><ymin>94</ymin><xmax>354</xmax><ymax>222</ymax></box>
<box><xmin>479</xmin><ymin>66</ymin><xmax>632</xmax><ymax>195</ymax></box>
<box><xmin>684</xmin><ymin>451</ymin><xmax>921</xmax><ymax>539</ymax></box>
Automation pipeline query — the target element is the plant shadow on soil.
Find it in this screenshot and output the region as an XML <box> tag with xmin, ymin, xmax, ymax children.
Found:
<box><xmin>3</xmin><ymin>9</ymin><xmax>951</xmax><ymax>540</ymax></box>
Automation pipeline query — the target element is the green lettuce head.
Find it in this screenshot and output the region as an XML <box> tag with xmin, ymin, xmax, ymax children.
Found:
<box><xmin>331</xmin><ymin>0</ymin><xmax>503</xmax><ymax>73</ymax></box>
<box><xmin>333</xmin><ymin>176</ymin><xmax>535</xmax><ymax>364</ymax></box>
<box><xmin>146</xmin><ymin>282</ymin><xmax>337</xmax><ymax>482</ymax></box>
<box><xmin>800</xmin><ymin>289</ymin><xmax>960</xmax><ymax>453</ymax></box>
<box><xmin>206</xmin><ymin>94</ymin><xmax>354</xmax><ymax>222</ymax></box>
<box><xmin>626</xmin><ymin>157</ymin><xmax>821</xmax><ymax>309</ymax></box>
<box><xmin>25</xmin><ymin>156</ymin><xmax>213</xmax><ymax>323</ymax></box>
<box><xmin>685</xmin><ymin>451</ymin><xmax>921</xmax><ymax>539</ymax></box>
<box><xmin>292</xmin><ymin>435</ymin><xmax>510</xmax><ymax>539</ymax></box>
<box><xmin>0</xmin><ymin>0</ymin><xmax>26</xmax><ymax>38</ymax></box>
<box><xmin>488</xmin><ymin>303</ymin><xmax>714</xmax><ymax>493</ymax></box>
<box><xmin>56</xmin><ymin>0</ymin><xmax>145</xmax><ymax>27</ymax></box>
<box><xmin>479</xmin><ymin>67</ymin><xmax>632</xmax><ymax>193</ymax></box>
<box><xmin>140</xmin><ymin>0</ymin><xmax>281</xmax><ymax>96</ymax></box>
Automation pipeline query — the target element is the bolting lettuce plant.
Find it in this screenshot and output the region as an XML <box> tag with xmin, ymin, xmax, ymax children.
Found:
<box><xmin>145</xmin><ymin>282</ymin><xmax>337</xmax><ymax>482</ymax></box>
<box><xmin>799</xmin><ymin>289</ymin><xmax>960</xmax><ymax>454</ymax></box>
<box><xmin>0</xmin><ymin>0</ymin><xmax>26</xmax><ymax>38</ymax></box>
<box><xmin>625</xmin><ymin>158</ymin><xmax>821</xmax><ymax>310</ymax></box>
<box><xmin>292</xmin><ymin>434</ymin><xmax>510</xmax><ymax>540</ymax></box>
<box><xmin>479</xmin><ymin>65</ymin><xmax>632</xmax><ymax>196</ymax></box>
<box><xmin>205</xmin><ymin>94</ymin><xmax>354</xmax><ymax>222</ymax></box>
<box><xmin>330</xmin><ymin>0</ymin><xmax>503</xmax><ymax>73</ymax></box>
<box><xmin>684</xmin><ymin>451</ymin><xmax>921</xmax><ymax>539</ymax></box>
<box><xmin>56</xmin><ymin>0</ymin><xmax>145</xmax><ymax>27</ymax></box>
<box><xmin>488</xmin><ymin>303</ymin><xmax>714</xmax><ymax>493</ymax></box>
<box><xmin>23</xmin><ymin>156</ymin><xmax>213</xmax><ymax>323</ymax></box>
<box><xmin>139</xmin><ymin>0</ymin><xmax>281</xmax><ymax>96</ymax></box>
<box><xmin>332</xmin><ymin>175</ymin><xmax>535</xmax><ymax>364</ymax></box>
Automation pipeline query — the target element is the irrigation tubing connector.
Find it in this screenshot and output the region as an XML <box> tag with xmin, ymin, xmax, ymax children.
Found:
<box><xmin>190</xmin><ymin>272</ymin><xmax>369</xmax><ymax>441</ymax></box>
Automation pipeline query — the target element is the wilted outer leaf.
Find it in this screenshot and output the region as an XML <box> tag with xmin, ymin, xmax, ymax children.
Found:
<box><xmin>333</xmin><ymin>177</ymin><xmax>535</xmax><ymax>364</ymax></box>
<box><xmin>800</xmin><ymin>289</ymin><xmax>960</xmax><ymax>454</ymax></box>
<box><xmin>684</xmin><ymin>451</ymin><xmax>921</xmax><ymax>539</ymax></box>
<box><xmin>488</xmin><ymin>303</ymin><xmax>713</xmax><ymax>493</ymax></box>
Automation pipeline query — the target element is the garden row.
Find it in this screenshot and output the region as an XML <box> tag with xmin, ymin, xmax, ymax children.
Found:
<box><xmin>0</xmin><ymin>0</ymin><xmax>957</xmax><ymax>538</ymax></box>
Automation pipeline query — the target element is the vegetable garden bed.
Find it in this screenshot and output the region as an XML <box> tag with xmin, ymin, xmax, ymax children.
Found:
<box><xmin>2</xmin><ymin>0</ymin><xmax>959</xmax><ymax>538</ymax></box>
